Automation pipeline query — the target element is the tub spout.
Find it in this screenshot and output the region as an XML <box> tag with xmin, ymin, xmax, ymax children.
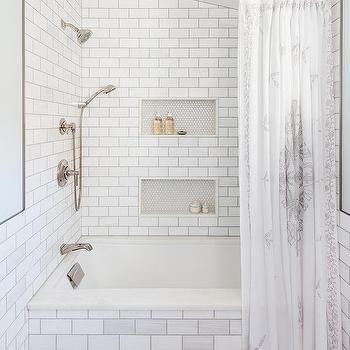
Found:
<box><xmin>60</xmin><ymin>243</ymin><xmax>93</xmax><ymax>255</ymax></box>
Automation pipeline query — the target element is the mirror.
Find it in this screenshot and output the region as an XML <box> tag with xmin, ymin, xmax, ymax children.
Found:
<box><xmin>0</xmin><ymin>1</ymin><xmax>24</xmax><ymax>224</ymax></box>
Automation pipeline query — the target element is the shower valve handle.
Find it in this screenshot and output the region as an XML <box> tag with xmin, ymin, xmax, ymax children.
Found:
<box><xmin>57</xmin><ymin>160</ymin><xmax>79</xmax><ymax>188</ymax></box>
<box><xmin>59</xmin><ymin>118</ymin><xmax>76</xmax><ymax>135</ymax></box>
<box><xmin>66</xmin><ymin>169</ymin><xmax>79</xmax><ymax>187</ymax></box>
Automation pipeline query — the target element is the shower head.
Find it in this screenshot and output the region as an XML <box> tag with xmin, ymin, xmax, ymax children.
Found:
<box><xmin>103</xmin><ymin>85</ymin><xmax>117</xmax><ymax>94</ymax></box>
<box><xmin>80</xmin><ymin>85</ymin><xmax>117</xmax><ymax>108</ymax></box>
<box><xmin>61</xmin><ymin>19</ymin><xmax>92</xmax><ymax>45</ymax></box>
<box><xmin>77</xmin><ymin>29</ymin><xmax>92</xmax><ymax>45</ymax></box>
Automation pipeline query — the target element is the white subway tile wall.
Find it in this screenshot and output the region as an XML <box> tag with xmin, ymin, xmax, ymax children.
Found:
<box><xmin>332</xmin><ymin>0</ymin><xmax>350</xmax><ymax>348</ymax></box>
<box><xmin>80</xmin><ymin>0</ymin><xmax>239</xmax><ymax>237</ymax></box>
<box><xmin>28</xmin><ymin>308</ymin><xmax>242</xmax><ymax>350</ymax></box>
<box><xmin>0</xmin><ymin>0</ymin><xmax>82</xmax><ymax>349</ymax></box>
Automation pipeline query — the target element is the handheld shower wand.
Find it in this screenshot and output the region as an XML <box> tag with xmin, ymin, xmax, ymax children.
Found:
<box><xmin>79</xmin><ymin>85</ymin><xmax>117</xmax><ymax>109</ymax></box>
<box><xmin>72</xmin><ymin>85</ymin><xmax>117</xmax><ymax>211</ymax></box>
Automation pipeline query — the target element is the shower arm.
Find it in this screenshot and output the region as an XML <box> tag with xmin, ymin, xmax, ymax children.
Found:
<box><xmin>61</xmin><ymin>20</ymin><xmax>79</xmax><ymax>33</ymax></box>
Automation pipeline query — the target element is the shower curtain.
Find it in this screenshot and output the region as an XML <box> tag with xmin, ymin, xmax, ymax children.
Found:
<box><xmin>239</xmin><ymin>1</ymin><xmax>341</xmax><ymax>349</ymax></box>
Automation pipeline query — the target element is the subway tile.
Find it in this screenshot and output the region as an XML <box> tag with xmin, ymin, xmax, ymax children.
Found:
<box><xmin>184</xmin><ymin>311</ymin><xmax>214</xmax><ymax>319</ymax></box>
<box><xmin>120</xmin><ymin>335</ymin><xmax>150</xmax><ymax>350</ymax></box>
<box><xmin>183</xmin><ymin>336</ymin><xmax>213</xmax><ymax>350</ymax></box>
<box><xmin>29</xmin><ymin>319</ymin><xmax>41</xmax><ymax>335</ymax></box>
<box><xmin>57</xmin><ymin>310</ymin><xmax>88</xmax><ymax>319</ymax></box>
<box><xmin>29</xmin><ymin>310</ymin><xmax>57</xmax><ymax>319</ymax></box>
<box><xmin>57</xmin><ymin>335</ymin><xmax>88</xmax><ymax>350</ymax></box>
<box><xmin>104</xmin><ymin>320</ymin><xmax>135</xmax><ymax>335</ymax></box>
<box><xmin>135</xmin><ymin>320</ymin><xmax>166</xmax><ymax>334</ymax></box>
<box><xmin>214</xmin><ymin>336</ymin><xmax>241</xmax><ymax>350</ymax></box>
<box><xmin>88</xmin><ymin>335</ymin><xmax>119</xmax><ymax>350</ymax></box>
<box><xmin>41</xmin><ymin>320</ymin><xmax>71</xmax><ymax>335</ymax></box>
<box><xmin>229</xmin><ymin>320</ymin><xmax>242</xmax><ymax>335</ymax></box>
<box><xmin>151</xmin><ymin>311</ymin><xmax>182</xmax><ymax>319</ymax></box>
<box><xmin>214</xmin><ymin>310</ymin><xmax>241</xmax><ymax>320</ymax></box>
<box><xmin>199</xmin><ymin>320</ymin><xmax>230</xmax><ymax>335</ymax></box>
<box><xmin>167</xmin><ymin>320</ymin><xmax>198</xmax><ymax>335</ymax></box>
<box><xmin>29</xmin><ymin>335</ymin><xmax>56</xmax><ymax>350</ymax></box>
<box><xmin>73</xmin><ymin>320</ymin><xmax>103</xmax><ymax>335</ymax></box>
<box><xmin>152</xmin><ymin>336</ymin><xmax>182</xmax><ymax>350</ymax></box>
<box><xmin>89</xmin><ymin>310</ymin><xmax>119</xmax><ymax>319</ymax></box>
<box><xmin>120</xmin><ymin>311</ymin><xmax>151</xmax><ymax>319</ymax></box>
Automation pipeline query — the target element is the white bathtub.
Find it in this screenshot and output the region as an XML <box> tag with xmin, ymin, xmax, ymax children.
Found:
<box><xmin>29</xmin><ymin>236</ymin><xmax>241</xmax><ymax>311</ymax></box>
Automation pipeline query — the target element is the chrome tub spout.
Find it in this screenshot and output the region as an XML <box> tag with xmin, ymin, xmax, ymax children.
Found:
<box><xmin>60</xmin><ymin>243</ymin><xmax>93</xmax><ymax>255</ymax></box>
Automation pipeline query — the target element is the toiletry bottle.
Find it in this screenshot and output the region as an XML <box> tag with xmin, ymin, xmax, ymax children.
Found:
<box><xmin>153</xmin><ymin>113</ymin><xmax>163</xmax><ymax>135</ymax></box>
<box><xmin>202</xmin><ymin>202</ymin><xmax>209</xmax><ymax>214</ymax></box>
<box><xmin>164</xmin><ymin>112</ymin><xmax>175</xmax><ymax>135</ymax></box>
<box><xmin>189</xmin><ymin>200</ymin><xmax>202</xmax><ymax>214</ymax></box>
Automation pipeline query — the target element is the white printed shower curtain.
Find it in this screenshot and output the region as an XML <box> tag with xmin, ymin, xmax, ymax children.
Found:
<box><xmin>239</xmin><ymin>1</ymin><xmax>341</xmax><ymax>349</ymax></box>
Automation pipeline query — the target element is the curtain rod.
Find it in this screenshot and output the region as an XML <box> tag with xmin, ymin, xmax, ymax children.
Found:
<box><xmin>195</xmin><ymin>0</ymin><xmax>238</xmax><ymax>9</ymax></box>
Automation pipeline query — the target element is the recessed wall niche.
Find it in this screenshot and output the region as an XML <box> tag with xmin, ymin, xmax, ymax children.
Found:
<box><xmin>140</xmin><ymin>99</ymin><xmax>218</xmax><ymax>137</ymax></box>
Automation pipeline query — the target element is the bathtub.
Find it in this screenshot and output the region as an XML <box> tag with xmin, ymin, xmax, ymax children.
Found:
<box><xmin>29</xmin><ymin>236</ymin><xmax>241</xmax><ymax>310</ymax></box>
<box><xmin>29</xmin><ymin>237</ymin><xmax>242</xmax><ymax>350</ymax></box>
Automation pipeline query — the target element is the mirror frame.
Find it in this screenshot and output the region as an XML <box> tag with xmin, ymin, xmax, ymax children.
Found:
<box><xmin>0</xmin><ymin>0</ymin><xmax>25</xmax><ymax>225</ymax></box>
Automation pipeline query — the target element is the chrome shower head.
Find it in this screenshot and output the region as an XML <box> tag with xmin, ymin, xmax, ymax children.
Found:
<box><xmin>61</xmin><ymin>19</ymin><xmax>92</xmax><ymax>45</ymax></box>
<box><xmin>80</xmin><ymin>85</ymin><xmax>117</xmax><ymax>108</ymax></box>
<box><xmin>77</xmin><ymin>29</ymin><xmax>92</xmax><ymax>44</ymax></box>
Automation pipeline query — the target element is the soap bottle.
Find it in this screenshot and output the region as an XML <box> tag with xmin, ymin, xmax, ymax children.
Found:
<box><xmin>153</xmin><ymin>113</ymin><xmax>163</xmax><ymax>135</ymax></box>
<box><xmin>164</xmin><ymin>112</ymin><xmax>175</xmax><ymax>135</ymax></box>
